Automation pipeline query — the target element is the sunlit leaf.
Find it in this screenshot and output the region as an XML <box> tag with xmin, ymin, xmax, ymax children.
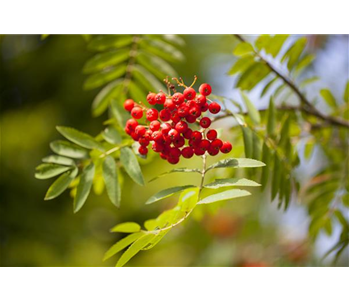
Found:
<box><xmin>198</xmin><ymin>189</ymin><xmax>251</xmax><ymax>204</ymax></box>
<box><xmin>42</xmin><ymin>155</ymin><xmax>75</xmax><ymax>166</ymax></box>
<box><xmin>282</xmin><ymin>37</ymin><xmax>307</xmax><ymax>70</ymax></box>
<box><xmin>178</xmin><ymin>188</ymin><xmax>199</xmax><ymax>213</ymax></box>
<box><xmin>137</xmin><ymin>52</ymin><xmax>177</xmax><ymax>80</ymax></box>
<box><xmin>35</xmin><ymin>163</ymin><xmax>72</xmax><ymax>180</ymax></box>
<box><xmin>320</xmin><ymin>89</ymin><xmax>337</xmax><ymax>108</ymax></box>
<box><xmin>74</xmin><ymin>163</ymin><xmax>95</xmax><ymax>213</ymax></box>
<box><xmin>88</xmin><ymin>35</ymin><xmax>133</xmax><ymax>52</ymax></box>
<box><xmin>233</xmin><ymin>42</ymin><xmax>254</xmax><ymax>56</ymax></box>
<box><xmin>295</xmin><ymin>54</ymin><xmax>315</xmax><ymax>73</ymax></box>
<box><xmin>204</xmin><ymin>178</ymin><xmax>260</xmax><ymax>189</ymax></box>
<box><xmin>146</xmin><ymin>185</ymin><xmax>196</xmax><ymax>205</ymax></box>
<box><xmin>120</xmin><ymin>147</ymin><xmax>144</xmax><ymax>186</ymax></box>
<box><xmin>261</xmin><ymin>77</ymin><xmax>278</xmax><ymax>97</ymax></box>
<box><xmin>207</xmin><ymin>158</ymin><xmax>265</xmax><ymax>171</ymax></box>
<box><xmin>92</xmin><ymin>80</ymin><xmax>122</xmax><ymax>117</ymax></box>
<box><xmin>102</xmin><ymin>126</ymin><xmax>122</xmax><ymax>145</ymax></box>
<box><xmin>228</xmin><ymin>55</ymin><xmax>255</xmax><ymax>75</ymax></box>
<box><xmin>50</xmin><ymin>140</ymin><xmax>89</xmax><ymax>159</ymax></box>
<box><xmin>140</xmin><ymin>38</ymin><xmax>184</xmax><ymax>62</ymax></box>
<box><xmin>110</xmin><ymin>222</ymin><xmax>141</xmax><ymax>233</ymax></box>
<box><xmin>149</xmin><ymin>168</ymin><xmax>200</xmax><ymax>182</ymax></box>
<box><xmin>241</xmin><ymin>92</ymin><xmax>261</xmax><ymax>125</ymax></box>
<box><xmin>132</xmin><ymin>64</ymin><xmax>165</xmax><ymax>92</ymax></box>
<box><xmin>44</xmin><ymin>168</ymin><xmax>78</xmax><ymax>200</ymax></box>
<box><xmin>102</xmin><ymin>155</ymin><xmax>121</xmax><ymax>207</ymax></box>
<box><xmin>299</xmin><ymin>77</ymin><xmax>320</xmax><ymax>88</ymax></box>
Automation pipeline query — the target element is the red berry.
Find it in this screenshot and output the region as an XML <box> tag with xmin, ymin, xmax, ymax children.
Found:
<box><xmin>189</xmin><ymin>139</ymin><xmax>200</xmax><ymax>148</ymax></box>
<box><xmin>159</xmin><ymin>109</ymin><xmax>171</xmax><ymax>121</ymax></box>
<box><xmin>155</xmin><ymin>92</ymin><xmax>166</xmax><ymax>104</ymax></box>
<box><xmin>147</xmin><ymin>93</ymin><xmax>156</xmax><ymax>105</ymax></box>
<box><xmin>173</xmin><ymin>136</ymin><xmax>185</xmax><ymax>148</ymax></box>
<box><xmin>124</xmin><ymin>99</ymin><xmax>135</xmax><ymax>111</ymax></box>
<box><xmin>172</xmin><ymin>93</ymin><xmax>185</xmax><ymax>105</ymax></box>
<box><xmin>169</xmin><ymin>147</ymin><xmax>181</xmax><ymax>158</ymax></box>
<box><xmin>168</xmin><ymin>129</ymin><xmax>180</xmax><ymax>141</ymax></box>
<box><xmin>131</xmin><ymin>107</ymin><xmax>143</xmax><ymax>119</ymax></box>
<box><xmin>125</xmin><ymin>126</ymin><xmax>133</xmax><ymax>135</ymax></box>
<box><xmin>207</xmin><ymin>129</ymin><xmax>217</xmax><ymax>141</ymax></box>
<box><xmin>196</xmin><ymin>95</ymin><xmax>207</xmax><ymax>106</ymax></box>
<box><xmin>191</xmin><ymin>131</ymin><xmax>202</xmax><ymax>142</ymax></box>
<box><xmin>194</xmin><ymin>147</ymin><xmax>205</xmax><ymax>156</ymax></box>
<box><xmin>185</xmin><ymin>115</ymin><xmax>197</xmax><ymax>124</ymax></box>
<box><xmin>171</xmin><ymin>111</ymin><xmax>181</xmax><ymax>123</ymax></box>
<box><xmin>149</xmin><ymin>120</ymin><xmax>161</xmax><ymax>131</ymax></box>
<box><xmin>199</xmin><ymin>83</ymin><xmax>212</xmax><ymax>96</ymax></box>
<box><xmin>200</xmin><ymin>102</ymin><xmax>209</xmax><ymax>112</ymax></box>
<box><xmin>151</xmin><ymin>131</ymin><xmax>163</xmax><ymax>143</ymax></box>
<box><xmin>144</xmin><ymin>129</ymin><xmax>153</xmax><ymax>139</ymax></box>
<box><xmin>183</xmin><ymin>128</ymin><xmax>192</xmax><ymax>139</ymax></box>
<box><xmin>220</xmin><ymin>141</ymin><xmax>232</xmax><ymax>153</ymax></box>
<box><xmin>126</xmin><ymin>119</ymin><xmax>138</xmax><ymax>130</ymax></box>
<box><xmin>161</xmin><ymin>123</ymin><xmax>172</xmax><ymax>135</ymax></box>
<box><xmin>167</xmin><ymin>156</ymin><xmax>180</xmax><ymax>164</ymax></box>
<box><xmin>211</xmin><ymin>139</ymin><xmax>223</xmax><ymax>150</ymax></box>
<box><xmin>189</xmin><ymin>105</ymin><xmax>201</xmax><ymax>118</ymax></box>
<box><xmin>208</xmin><ymin>146</ymin><xmax>219</xmax><ymax>156</ymax></box>
<box><xmin>198</xmin><ymin>139</ymin><xmax>210</xmax><ymax>152</ymax></box>
<box><xmin>178</xmin><ymin>104</ymin><xmax>189</xmax><ymax>117</ymax></box>
<box><xmin>138</xmin><ymin>146</ymin><xmax>148</xmax><ymax>155</ymax></box>
<box><xmin>131</xmin><ymin>132</ymin><xmax>139</xmax><ymax>141</ymax></box>
<box><xmin>183</xmin><ymin>87</ymin><xmax>196</xmax><ymax>100</ymax></box>
<box><xmin>146</xmin><ymin>108</ymin><xmax>158</xmax><ymax>122</ymax></box>
<box><xmin>175</xmin><ymin>121</ymin><xmax>188</xmax><ymax>133</ymax></box>
<box><xmin>182</xmin><ymin>147</ymin><xmax>194</xmax><ymax>159</ymax></box>
<box><xmin>152</xmin><ymin>142</ymin><xmax>164</xmax><ymax>153</ymax></box>
<box><xmin>208</xmin><ymin>102</ymin><xmax>221</xmax><ymax>114</ymax></box>
<box><xmin>139</xmin><ymin>137</ymin><xmax>149</xmax><ymax>146</ymax></box>
<box><xmin>135</xmin><ymin>125</ymin><xmax>146</xmax><ymax>136</ymax></box>
<box><xmin>200</xmin><ymin>117</ymin><xmax>211</xmax><ymax>128</ymax></box>
<box><xmin>164</xmin><ymin>99</ymin><xmax>176</xmax><ymax>111</ymax></box>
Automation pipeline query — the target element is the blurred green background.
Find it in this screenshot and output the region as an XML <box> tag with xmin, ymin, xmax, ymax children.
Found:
<box><xmin>0</xmin><ymin>35</ymin><xmax>348</xmax><ymax>266</ymax></box>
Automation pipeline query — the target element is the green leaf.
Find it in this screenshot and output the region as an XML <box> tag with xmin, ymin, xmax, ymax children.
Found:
<box><xmin>74</xmin><ymin>163</ymin><xmax>95</xmax><ymax>213</ymax></box>
<box><xmin>265</xmin><ymin>35</ymin><xmax>289</xmax><ymax>57</ymax></box>
<box><xmin>116</xmin><ymin>233</ymin><xmax>156</xmax><ymax>267</ymax></box>
<box><xmin>136</xmin><ymin>52</ymin><xmax>177</xmax><ymax>80</ymax></box>
<box><xmin>56</xmin><ymin>126</ymin><xmax>104</xmax><ymax>151</ymax></box>
<box><xmin>271</xmin><ymin>155</ymin><xmax>281</xmax><ymax>200</ymax></box>
<box><xmin>241</xmin><ymin>126</ymin><xmax>253</xmax><ymax>158</ymax></box>
<box><xmin>50</xmin><ymin>140</ymin><xmax>89</xmax><ymax>159</ymax></box>
<box><xmin>241</xmin><ymin>92</ymin><xmax>261</xmax><ymax>125</ymax></box>
<box><xmin>35</xmin><ymin>164</ymin><xmax>72</xmax><ymax>180</ymax></box>
<box><xmin>149</xmin><ymin>168</ymin><xmax>201</xmax><ymax>182</ymax></box>
<box><xmin>207</xmin><ymin>158</ymin><xmax>266</xmax><ymax>172</ymax></box>
<box><xmin>320</xmin><ymin>89</ymin><xmax>337</xmax><ymax>108</ymax></box>
<box><xmin>141</xmin><ymin>229</ymin><xmax>170</xmax><ymax>251</ymax></box>
<box><xmin>342</xmin><ymin>194</ymin><xmax>349</xmax><ymax>207</ymax></box>
<box><xmin>233</xmin><ymin>42</ymin><xmax>254</xmax><ymax>56</ymax></box>
<box><xmin>83</xmin><ymin>49</ymin><xmax>129</xmax><ymax>74</ymax></box>
<box><xmin>252</xmin><ymin>131</ymin><xmax>262</xmax><ymax>160</ymax></box>
<box><xmin>344</xmin><ymin>81</ymin><xmax>349</xmax><ymax>103</ymax></box>
<box><xmin>83</xmin><ymin>64</ymin><xmax>127</xmax><ymax>90</ymax></box>
<box><xmin>92</xmin><ymin>80</ymin><xmax>122</xmax><ymax>117</ymax></box>
<box><xmin>299</xmin><ymin>77</ymin><xmax>320</xmax><ymax>88</ymax></box>
<box><xmin>267</xmin><ymin>96</ymin><xmax>276</xmax><ymax>137</ymax></box>
<box><xmin>102</xmin><ymin>155</ymin><xmax>121</xmax><ymax>207</ymax></box>
<box><xmin>198</xmin><ymin>189</ymin><xmax>251</xmax><ymax>204</ymax></box>
<box><xmin>110</xmin><ymin>222</ymin><xmax>141</xmax><ymax>233</ymax></box>
<box><xmin>237</xmin><ymin>62</ymin><xmax>270</xmax><ymax>91</ymax></box>
<box><xmin>178</xmin><ymin>188</ymin><xmax>199</xmax><ymax>213</ymax></box>
<box><xmin>228</xmin><ymin>55</ymin><xmax>255</xmax><ymax>75</ymax></box>
<box><xmin>295</xmin><ymin>54</ymin><xmax>315</xmax><ymax>73</ymax></box>
<box><xmin>120</xmin><ymin>147</ymin><xmax>144</xmax><ymax>186</ymax></box>
<box><xmin>140</xmin><ymin>38</ymin><xmax>184</xmax><ymax>62</ymax></box>
<box><xmin>42</xmin><ymin>155</ymin><xmax>75</xmax><ymax>166</ymax></box>
<box><xmin>129</xmin><ymin>80</ymin><xmax>147</xmax><ymax>104</ymax></box>
<box><xmin>132</xmin><ymin>64</ymin><xmax>165</xmax><ymax>92</ymax></box>
<box><xmin>103</xmin><ymin>232</ymin><xmax>144</xmax><ymax>261</ymax></box>
<box><xmin>261</xmin><ymin>77</ymin><xmax>278</xmax><ymax>97</ymax></box>
<box><xmin>255</xmin><ymin>34</ymin><xmax>271</xmax><ymax>50</ymax></box>
<box><xmin>88</xmin><ymin>35</ymin><xmax>133</xmax><ymax>52</ymax></box>
<box><xmin>204</xmin><ymin>178</ymin><xmax>260</xmax><ymax>189</ymax></box>
<box><xmin>146</xmin><ymin>185</ymin><xmax>196</xmax><ymax>205</ymax></box>
<box><xmin>260</xmin><ymin>142</ymin><xmax>270</xmax><ymax>191</ymax></box>
<box><xmin>102</xmin><ymin>126</ymin><xmax>122</xmax><ymax>145</ymax></box>
<box><xmin>44</xmin><ymin>168</ymin><xmax>78</xmax><ymax>200</ymax></box>
<box><xmin>111</xmin><ymin>96</ymin><xmax>129</xmax><ymax>127</ymax></box>
<box><xmin>282</xmin><ymin>37</ymin><xmax>307</xmax><ymax>70</ymax></box>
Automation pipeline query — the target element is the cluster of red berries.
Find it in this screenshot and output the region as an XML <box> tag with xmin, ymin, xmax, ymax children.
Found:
<box><xmin>123</xmin><ymin>81</ymin><xmax>232</xmax><ymax>164</ymax></box>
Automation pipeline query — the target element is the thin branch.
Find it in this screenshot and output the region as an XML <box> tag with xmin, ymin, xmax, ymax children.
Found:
<box><xmin>234</xmin><ymin>34</ymin><xmax>349</xmax><ymax>128</ymax></box>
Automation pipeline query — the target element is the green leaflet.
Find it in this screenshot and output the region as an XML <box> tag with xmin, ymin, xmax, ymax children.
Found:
<box><xmin>110</xmin><ymin>222</ymin><xmax>141</xmax><ymax>233</ymax></box>
<box><xmin>83</xmin><ymin>49</ymin><xmax>129</xmax><ymax>74</ymax></box>
<box><xmin>102</xmin><ymin>126</ymin><xmax>122</xmax><ymax>145</ymax></box>
<box><xmin>344</xmin><ymin>81</ymin><xmax>349</xmax><ymax>103</ymax></box>
<box><xmin>50</xmin><ymin>140</ymin><xmax>89</xmax><ymax>159</ymax></box>
<box><xmin>56</xmin><ymin>126</ymin><xmax>104</xmax><ymax>151</ymax></box>
<box><xmin>241</xmin><ymin>92</ymin><xmax>261</xmax><ymax>125</ymax></box>
<box><xmin>282</xmin><ymin>37</ymin><xmax>306</xmax><ymax>70</ymax></box>
<box><xmin>128</xmin><ymin>80</ymin><xmax>147</xmax><ymax>104</ymax></box>
<box><xmin>42</xmin><ymin>155</ymin><xmax>75</xmax><ymax>166</ymax></box>
<box><xmin>116</xmin><ymin>233</ymin><xmax>157</xmax><ymax>267</ymax></box>
<box><xmin>44</xmin><ymin>168</ymin><xmax>78</xmax><ymax>200</ymax></box>
<box><xmin>198</xmin><ymin>189</ymin><xmax>251</xmax><ymax>205</ymax></box>
<box><xmin>35</xmin><ymin>163</ymin><xmax>72</xmax><ymax>180</ymax></box>
<box><xmin>228</xmin><ymin>55</ymin><xmax>255</xmax><ymax>75</ymax></box>
<box><xmin>146</xmin><ymin>185</ymin><xmax>196</xmax><ymax>205</ymax></box>
<box><xmin>295</xmin><ymin>54</ymin><xmax>315</xmax><ymax>74</ymax></box>
<box><xmin>178</xmin><ymin>188</ymin><xmax>199</xmax><ymax>213</ymax></box>
<box><xmin>207</xmin><ymin>158</ymin><xmax>265</xmax><ymax>172</ymax></box>
<box><xmin>120</xmin><ymin>147</ymin><xmax>144</xmax><ymax>186</ymax></box>
<box><xmin>92</xmin><ymin>80</ymin><xmax>122</xmax><ymax>117</ymax></box>
<box><xmin>261</xmin><ymin>77</ymin><xmax>278</xmax><ymax>97</ymax></box>
<box><xmin>320</xmin><ymin>89</ymin><xmax>337</xmax><ymax>108</ymax></box>
<box><xmin>140</xmin><ymin>38</ymin><xmax>184</xmax><ymax>63</ymax></box>
<box><xmin>267</xmin><ymin>96</ymin><xmax>276</xmax><ymax>137</ymax></box>
<box><xmin>260</xmin><ymin>142</ymin><xmax>270</xmax><ymax>191</ymax></box>
<box><xmin>103</xmin><ymin>232</ymin><xmax>144</xmax><ymax>261</ymax></box>
<box><xmin>204</xmin><ymin>178</ymin><xmax>260</xmax><ymax>189</ymax></box>
<box><xmin>102</xmin><ymin>155</ymin><xmax>121</xmax><ymax>207</ymax></box>
<box><xmin>74</xmin><ymin>162</ymin><xmax>95</xmax><ymax>213</ymax></box>
<box><xmin>237</xmin><ymin>62</ymin><xmax>270</xmax><ymax>91</ymax></box>
<box><xmin>132</xmin><ymin>64</ymin><xmax>165</xmax><ymax>92</ymax></box>
<box><xmin>241</xmin><ymin>126</ymin><xmax>253</xmax><ymax>158</ymax></box>
<box><xmin>233</xmin><ymin>42</ymin><xmax>254</xmax><ymax>56</ymax></box>
<box><xmin>149</xmin><ymin>168</ymin><xmax>201</xmax><ymax>182</ymax></box>
<box><xmin>88</xmin><ymin>35</ymin><xmax>133</xmax><ymax>52</ymax></box>
<box><xmin>299</xmin><ymin>77</ymin><xmax>320</xmax><ymax>88</ymax></box>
